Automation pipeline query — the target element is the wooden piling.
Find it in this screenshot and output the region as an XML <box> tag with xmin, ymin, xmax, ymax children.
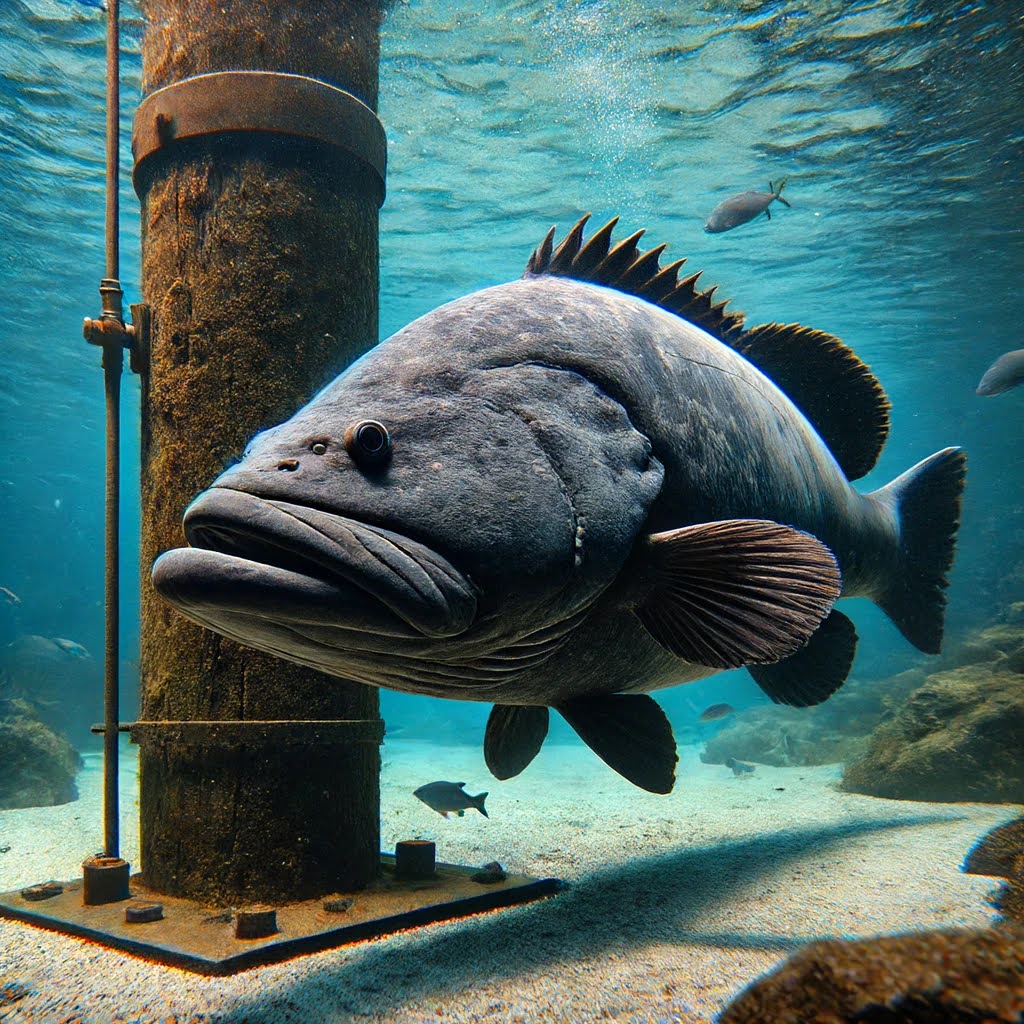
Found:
<box><xmin>135</xmin><ymin>0</ymin><xmax>384</xmax><ymax>903</ymax></box>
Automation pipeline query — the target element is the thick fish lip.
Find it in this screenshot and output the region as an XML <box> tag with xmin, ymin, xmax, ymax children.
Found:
<box><xmin>155</xmin><ymin>488</ymin><xmax>478</xmax><ymax>638</ymax></box>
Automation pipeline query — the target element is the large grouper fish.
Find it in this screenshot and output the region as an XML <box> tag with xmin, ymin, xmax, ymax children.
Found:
<box><xmin>153</xmin><ymin>217</ymin><xmax>967</xmax><ymax>794</ymax></box>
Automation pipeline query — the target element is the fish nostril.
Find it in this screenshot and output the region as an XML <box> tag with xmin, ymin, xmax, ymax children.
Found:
<box><xmin>277</xmin><ymin>459</ymin><xmax>300</xmax><ymax>472</ymax></box>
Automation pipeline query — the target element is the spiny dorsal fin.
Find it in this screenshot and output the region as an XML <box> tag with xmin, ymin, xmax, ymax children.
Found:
<box><xmin>524</xmin><ymin>215</ymin><xmax>746</xmax><ymax>345</ymax></box>
<box><xmin>733</xmin><ymin>323</ymin><xmax>891</xmax><ymax>480</ymax></box>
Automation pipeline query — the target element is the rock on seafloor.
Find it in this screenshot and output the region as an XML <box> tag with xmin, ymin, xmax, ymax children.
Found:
<box><xmin>0</xmin><ymin>699</ymin><xmax>81</xmax><ymax>808</ymax></box>
<box><xmin>965</xmin><ymin>814</ymin><xmax>1024</xmax><ymax>927</ymax></box>
<box><xmin>840</xmin><ymin>662</ymin><xmax>1024</xmax><ymax>803</ymax></box>
<box><xmin>716</xmin><ymin>926</ymin><xmax>1024</xmax><ymax>1023</ymax></box>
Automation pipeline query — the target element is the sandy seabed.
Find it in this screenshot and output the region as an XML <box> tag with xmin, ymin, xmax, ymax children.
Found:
<box><xmin>0</xmin><ymin>738</ymin><xmax>1017</xmax><ymax>1024</ymax></box>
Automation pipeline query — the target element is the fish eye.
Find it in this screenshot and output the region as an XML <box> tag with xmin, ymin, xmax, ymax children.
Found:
<box><xmin>344</xmin><ymin>420</ymin><xmax>391</xmax><ymax>469</ymax></box>
<box><xmin>311</xmin><ymin>442</ymin><xmax>327</xmax><ymax>456</ymax></box>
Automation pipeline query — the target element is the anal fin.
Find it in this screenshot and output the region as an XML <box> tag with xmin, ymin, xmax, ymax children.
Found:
<box><xmin>484</xmin><ymin>705</ymin><xmax>549</xmax><ymax>780</ymax></box>
<box><xmin>748</xmin><ymin>609</ymin><xmax>858</xmax><ymax>707</ymax></box>
<box><xmin>557</xmin><ymin>694</ymin><xmax>677</xmax><ymax>794</ymax></box>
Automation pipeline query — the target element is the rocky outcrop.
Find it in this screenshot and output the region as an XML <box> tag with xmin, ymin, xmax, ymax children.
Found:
<box><xmin>964</xmin><ymin>815</ymin><xmax>1024</xmax><ymax>927</ymax></box>
<box><xmin>840</xmin><ymin>664</ymin><xmax>1024</xmax><ymax>803</ymax></box>
<box><xmin>718</xmin><ymin>927</ymin><xmax>1024</xmax><ymax>1024</ymax></box>
<box><xmin>0</xmin><ymin>699</ymin><xmax>82</xmax><ymax>808</ymax></box>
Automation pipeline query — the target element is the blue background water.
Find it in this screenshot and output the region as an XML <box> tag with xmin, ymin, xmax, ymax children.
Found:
<box><xmin>0</xmin><ymin>0</ymin><xmax>1021</xmax><ymax>750</ymax></box>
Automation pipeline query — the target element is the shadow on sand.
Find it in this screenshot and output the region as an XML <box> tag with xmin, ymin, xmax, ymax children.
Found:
<box><xmin>223</xmin><ymin>811</ymin><xmax>970</xmax><ymax>1021</ymax></box>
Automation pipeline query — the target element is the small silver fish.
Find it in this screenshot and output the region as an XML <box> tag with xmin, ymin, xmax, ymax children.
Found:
<box><xmin>726</xmin><ymin>757</ymin><xmax>755</xmax><ymax>776</ymax></box>
<box><xmin>0</xmin><ymin>587</ymin><xmax>19</xmax><ymax>606</ymax></box>
<box><xmin>414</xmin><ymin>781</ymin><xmax>489</xmax><ymax>818</ymax></box>
<box><xmin>51</xmin><ymin>638</ymin><xmax>89</xmax><ymax>658</ymax></box>
<box><xmin>699</xmin><ymin>702</ymin><xmax>735</xmax><ymax>722</ymax></box>
<box><xmin>705</xmin><ymin>180</ymin><xmax>790</xmax><ymax>233</ymax></box>
<box><xmin>976</xmin><ymin>349</ymin><xmax>1024</xmax><ymax>396</ymax></box>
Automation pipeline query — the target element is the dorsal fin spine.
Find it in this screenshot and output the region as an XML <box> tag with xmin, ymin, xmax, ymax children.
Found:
<box><xmin>522</xmin><ymin>216</ymin><xmax>746</xmax><ymax>343</ymax></box>
<box><xmin>572</xmin><ymin>217</ymin><xmax>618</xmax><ymax>277</ymax></box>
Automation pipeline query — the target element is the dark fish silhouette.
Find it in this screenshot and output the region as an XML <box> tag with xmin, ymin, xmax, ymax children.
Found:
<box><xmin>705</xmin><ymin>180</ymin><xmax>790</xmax><ymax>233</ymax></box>
<box><xmin>976</xmin><ymin>350</ymin><xmax>1024</xmax><ymax>396</ymax></box>
<box><xmin>726</xmin><ymin>757</ymin><xmax>755</xmax><ymax>776</ymax></box>
<box><xmin>153</xmin><ymin>216</ymin><xmax>966</xmax><ymax>795</ymax></box>
<box><xmin>414</xmin><ymin>781</ymin><xmax>488</xmax><ymax>818</ymax></box>
<box><xmin>699</xmin><ymin>703</ymin><xmax>735</xmax><ymax>722</ymax></box>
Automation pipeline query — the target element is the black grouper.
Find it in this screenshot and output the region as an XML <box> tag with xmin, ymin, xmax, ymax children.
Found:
<box><xmin>153</xmin><ymin>217</ymin><xmax>966</xmax><ymax>793</ymax></box>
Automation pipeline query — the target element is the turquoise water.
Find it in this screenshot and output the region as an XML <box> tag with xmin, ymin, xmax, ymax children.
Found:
<box><xmin>0</xmin><ymin>0</ymin><xmax>1021</xmax><ymax>746</ymax></box>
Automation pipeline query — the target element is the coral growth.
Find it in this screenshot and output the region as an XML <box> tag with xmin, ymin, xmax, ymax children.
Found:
<box><xmin>964</xmin><ymin>815</ymin><xmax>1024</xmax><ymax>927</ymax></box>
<box><xmin>0</xmin><ymin>699</ymin><xmax>81</xmax><ymax>808</ymax></box>
<box><xmin>717</xmin><ymin>927</ymin><xmax>1024</xmax><ymax>1023</ymax></box>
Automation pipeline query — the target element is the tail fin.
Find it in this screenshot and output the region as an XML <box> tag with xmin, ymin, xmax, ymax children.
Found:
<box><xmin>772</xmin><ymin>178</ymin><xmax>791</xmax><ymax>207</ymax></box>
<box><xmin>471</xmin><ymin>792</ymin><xmax>489</xmax><ymax>818</ymax></box>
<box><xmin>871</xmin><ymin>447</ymin><xmax>967</xmax><ymax>653</ymax></box>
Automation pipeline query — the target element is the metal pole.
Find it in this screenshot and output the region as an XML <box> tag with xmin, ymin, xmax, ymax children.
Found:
<box><xmin>105</xmin><ymin>0</ymin><xmax>120</xmax><ymax>285</ymax></box>
<box><xmin>101</xmin><ymin>0</ymin><xmax>123</xmax><ymax>860</ymax></box>
<box><xmin>83</xmin><ymin>0</ymin><xmax>140</xmax><ymax>897</ymax></box>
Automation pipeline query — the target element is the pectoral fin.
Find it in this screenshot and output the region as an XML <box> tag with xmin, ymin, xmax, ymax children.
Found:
<box><xmin>557</xmin><ymin>694</ymin><xmax>677</xmax><ymax>794</ymax></box>
<box><xmin>484</xmin><ymin>704</ymin><xmax>549</xmax><ymax>780</ymax></box>
<box><xmin>749</xmin><ymin>609</ymin><xmax>857</xmax><ymax>706</ymax></box>
<box><xmin>633</xmin><ymin>519</ymin><xmax>840</xmax><ymax>669</ymax></box>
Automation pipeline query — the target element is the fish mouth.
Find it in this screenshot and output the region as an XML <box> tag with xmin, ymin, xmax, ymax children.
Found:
<box><xmin>152</xmin><ymin>488</ymin><xmax>478</xmax><ymax>639</ymax></box>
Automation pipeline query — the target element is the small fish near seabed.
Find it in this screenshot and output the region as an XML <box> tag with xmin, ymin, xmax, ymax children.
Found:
<box><xmin>976</xmin><ymin>349</ymin><xmax>1024</xmax><ymax>396</ymax></box>
<box><xmin>414</xmin><ymin>781</ymin><xmax>489</xmax><ymax>819</ymax></box>
<box><xmin>726</xmin><ymin>757</ymin><xmax>756</xmax><ymax>777</ymax></box>
<box><xmin>152</xmin><ymin>215</ymin><xmax>967</xmax><ymax>797</ymax></box>
<box><xmin>699</xmin><ymin>702</ymin><xmax>735</xmax><ymax>722</ymax></box>
<box><xmin>704</xmin><ymin>180</ymin><xmax>791</xmax><ymax>233</ymax></box>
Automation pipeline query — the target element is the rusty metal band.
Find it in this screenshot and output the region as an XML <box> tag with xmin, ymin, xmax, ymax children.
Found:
<box><xmin>129</xmin><ymin>719</ymin><xmax>385</xmax><ymax>748</ymax></box>
<box><xmin>131</xmin><ymin>71</ymin><xmax>386</xmax><ymax>200</ymax></box>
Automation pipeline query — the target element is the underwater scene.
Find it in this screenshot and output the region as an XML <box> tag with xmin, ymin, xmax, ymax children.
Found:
<box><xmin>1</xmin><ymin>0</ymin><xmax>1023</xmax><ymax>1021</ymax></box>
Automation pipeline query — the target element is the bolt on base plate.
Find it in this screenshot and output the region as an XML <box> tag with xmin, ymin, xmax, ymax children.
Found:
<box><xmin>0</xmin><ymin>853</ymin><xmax>561</xmax><ymax>976</ymax></box>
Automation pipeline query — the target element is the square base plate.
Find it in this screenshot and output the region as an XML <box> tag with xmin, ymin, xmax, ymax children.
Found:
<box><xmin>0</xmin><ymin>854</ymin><xmax>561</xmax><ymax>975</ymax></box>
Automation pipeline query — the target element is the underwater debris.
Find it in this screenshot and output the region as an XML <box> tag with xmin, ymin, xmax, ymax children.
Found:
<box><xmin>717</xmin><ymin>927</ymin><xmax>1024</xmax><ymax>1023</ymax></box>
<box><xmin>976</xmin><ymin>349</ymin><xmax>1024</xmax><ymax>396</ymax></box>
<box><xmin>704</xmin><ymin>180</ymin><xmax>791</xmax><ymax>233</ymax></box>
<box><xmin>322</xmin><ymin>897</ymin><xmax>355</xmax><ymax>914</ymax></box>
<box><xmin>413</xmin><ymin>781</ymin><xmax>489</xmax><ymax>818</ymax></box>
<box><xmin>471</xmin><ymin>861</ymin><xmax>508</xmax><ymax>884</ymax></box>
<box><xmin>151</xmin><ymin>216</ymin><xmax>966</xmax><ymax>796</ymax></box>
<box><xmin>964</xmin><ymin>815</ymin><xmax>1024</xmax><ymax>927</ymax></box>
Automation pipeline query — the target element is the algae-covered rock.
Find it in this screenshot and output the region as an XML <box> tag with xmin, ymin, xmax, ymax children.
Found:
<box><xmin>942</xmin><ymin>622</ymin><xmax>1024</xmax><ymax>672</ymax></box>
<box><xmin>0</xmin><ymin>699</ymin><xmax>82</xmax><ymax>808</ymax></box>
<box><xmin>717</xmin><ymin>927</ymin><xmax>1024</xmax><ymax>1024</ymax></box>
<box><xmin>964</xmin><ymin>815</ymin><xmax>1024</xmax><ymax>927</ymax></box>
<box><xmin>840</xmin><ymin>666</ymin><xmax>1024</xmax><ymax>803</ymax></box>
